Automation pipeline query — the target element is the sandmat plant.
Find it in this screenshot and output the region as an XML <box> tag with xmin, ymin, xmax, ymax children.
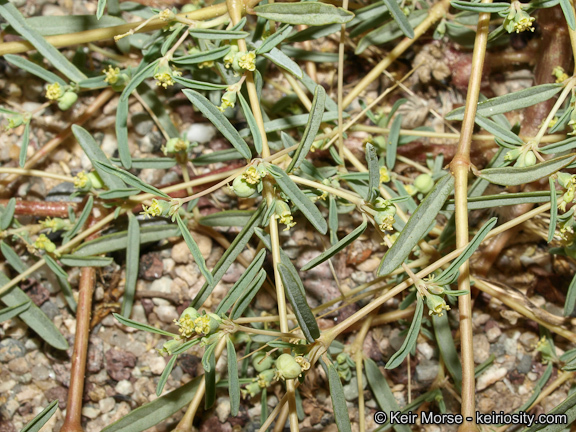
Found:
<box><xmin>3</xmin><ymin>0</ymin><xmax>576</xmax><ymax>431</ymax></box>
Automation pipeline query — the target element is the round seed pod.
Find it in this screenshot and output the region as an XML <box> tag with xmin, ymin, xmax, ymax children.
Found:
<box><xmin>275</xmin><ymin>354</ymin><xmax>302</xmax><ymax>380</ymax></box>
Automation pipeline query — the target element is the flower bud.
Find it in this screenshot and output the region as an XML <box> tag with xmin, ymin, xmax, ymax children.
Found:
<box><xmin>243</xmin><ymin>381</ymin><xmax>262</xmax><ymax>398</ymax></box>
<box><xmin>163</xmin><ymin>137</ymin><xmax>191</xmax><ymax>155</ymax></box>
<box><xmin>57</xmin><ymin>91</ymin><xmax>78</xmax><ymax>111</ymax></box>
<box><xmin>413</xmin><ymin>174</ymin><xmax>434</xmax><ymax>194</ymax></box>
<box><xmin>257</xmin><ymin>369</ymin><xmax>276</xmax><ymax>387</ymax></box>
<box><xmin>179</xmin><ymin>307</ymin><xmax>200</xmax><ymax>322</ymax></box>
<box><xmin>252</xmin><ymin>352</ymin><xmax>274</xmax><ymax>372</ymax></box>
<box><xmin>524</xmin><ymin>150</ymin><xmax>537</xmax><ymax>167</ymax></box>
<box><xmin>425</xmin><ymin>293</ymin><xmax>451</xmax><ymax>317</ymax></box>
<box><xmin>86</xmin><ymin>171</ymin><xmax>105</xmax><ymax>190</ymax></box>
<box><xmin>159</xmin><ymin>338</ymin><xmax>183</xmax><ymax>356</ymax></box>
<box><xmin>275</xmin><ymin>354</ymin><xmax>302</xmax><ymax>380</ymax></box>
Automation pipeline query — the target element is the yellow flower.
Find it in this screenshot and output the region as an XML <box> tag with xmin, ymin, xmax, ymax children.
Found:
<box><xmin>514</xmin><ymin>16</ymin><xmax>535</xmax><ymax>33</ymax></box>
<box><xmin>175</xmin><ymin>315</ymin><xmax>196</xmax><ymax>338</ymax></box>
<box><xmin>141</xmin><ymin>199</ymin><xmax>164</xmax><ymax>218</ymax></box>
<box><xmin>34</xmin><ymin>234</ymin><xmax>57</xmax><ymax>254</ymax></box>
<box><xmin>294</xmin><ymin>356</ymin><xmax>310</xmax><ymax>372</ymax></box>
<box><xmin>154</xmin><ymin>64</ymin><xmax>182</xmax><ymax>88</ymax></box>
<box><xmin>242</xmin><ymin>166</ymin><xmax>261</xmax><ymax>185</ymax></box>
<box><xmin>276</xmin><ymin>201</ymin><xmax>296</xmax><ymax>231</ymax></box>
<box><xmin>377</xmin><ymin>214</ymin><xmax>395</xmax><ymax>232</ymax></box>
<box><xmin>379</xmin><ymin>166</ymin><xmax>391</xmax><ymax>183</ymax></box>
<box><xmin>553</xmin><ymin>66</ymin><xmax>569</xmax><ymax>84</ymax></box>
<box><xmin>74</xmin><ymin>172</ymin><xmax>89</xmax><ymax>189</ymax></box>
<box><xmin>103</xmin><ymin>66</ymin><xmax>121</xmax><ymax>85</ymax></box>
<box><xmin>238</xmin><ymin>51</ymin><xmax>256</xmax><ymax>72</ymax></box>
<box><xmin>45</xmin><ymin>82</ymin><xmax>63</xmax><ymax>101</ymax></box>
<box><xmin>425</xmin><ymin>293</ymin><xmax>451</xmax><ymax>317</ymax></box>
<box><xmin>158</xmin><ymin>8</ymin><xmax>175</xmax><ymax>22</ymax></box>
<box><xmin>198</xmin><ymin>61</ymin><xmax>214</xmax><ymax>69</ymax></box>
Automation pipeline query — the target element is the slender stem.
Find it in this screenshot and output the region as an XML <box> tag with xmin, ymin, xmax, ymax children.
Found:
<box><xmin>449</xmin><ymin>2</ymin><xmax>491</xmax><ymax>429</ymax></box>
<box><xmin>289</xmin><ymin>175</ymin><xmax>364</xmax><ymax>205</ymax></box>
<box><xmin>60</xmin><ymin>266</ymin><xmax>96</xmax><ymax>432</ymax></box>
<box><xmin>234</xmin><ymin>324</ymin><xmax>305</xmax><ymax>339</ymax></box>
<box><xmin>0</xmin><ymin>168</ymin><xmax>74</xmax><ymax>182</ymax></box>
<box><xmin>533</xmin><ymin>79</ymin><xmax>575</xmax><ymax>145</ymax></box>
<box><xmin>336</xmin><ymin>0</ymin><xmax>350</xmax><ymax>164</ymax></box>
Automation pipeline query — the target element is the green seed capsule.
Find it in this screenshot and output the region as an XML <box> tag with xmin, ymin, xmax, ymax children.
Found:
<box><xmin>232</xmin><ymin>176</ymin><xmax>258</xmax><ymax>198</ymax></box>
<box><xmin>252</xmin><ymin>353</ymin><xmax>274</xmax><ymax>372</ymax></box>
<box><xmin>57</xmin><ymin>91</ymin><xmax>78</xmax><ymax>111</ymax></box>
<box><xmin>524</xmin><ymin>150</ymin><xmax>537</xmax><ymax>167</ymax></box>
<box><xmin>413</xmin><ymin>174</ymin><xmax>434</xmax><ymax>194</ymax></box>
<box><xmin>275</xmin><ymin>354</ymin><xmax>302</xmax><ymax>380</ymax></box>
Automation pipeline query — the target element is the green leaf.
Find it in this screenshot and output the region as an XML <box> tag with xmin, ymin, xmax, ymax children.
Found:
<box><xmin>172</xmin><ymin>45</ymin><xmax>231</xmax><ymax>65</ymax></box>
<box><xmin>328</xmin><ymin>196</ymin><xmax>339</xmax><ymax>245</ymax></box>
<box><xmin>443</xmin><ymin>191</ymin><xmax>550</xmax><ymax>211</ymax></box>
<box><xmin>114</xmin><ymin>313</ymin><xmax>178</xmax><ymax>337</ymax></box>
<box><xmin>475</xmin><ymin>114</ymin><xmax>524</xmax><ymax>146</ymax></box>
<box><xmin>188</xmin><ymin>28</ymin><xmax>250</xmax><ymax>39</ymax></box>
<box><xmin>121</xmin><ymin>213</ymin><xmax>140</xmax><ymax>318</ymax></box>
<box><xmin>386</xmin><ymin>295</ymin><xmax>424</xmax><ymax>369</ymax></box>
<box><xmin>302</xmin><ymin>218</ymin><xmax>367</xmax><ymax>271</ymax></box>
<box><xmin>227</xmin><ymin>337</ymin><xmax>240</xmax><ymax>416</ymax></box>
<box><xmin>192</xmin><ymin>149</ymin><xmax>243</xmax><ymax>165</ymax></box>
<box><xmin>182</xmin><ymin>89</ymin><xmax>252</xmax><ymax>160</ymax></box>
<box><xmin>119</xmin><ymin>60</ymin><xmax>159</xmax><ymax>102</ymax></box>
<box><xmin>199</xmin><ymin>210</ymin><xmax>256</xmax><ymax>227</ymax></box>
<box><xmin>435</xmin><ymin>217</ymin><xmax>497</xmax><ymax>285</ymax></box>
<box><xmin>239</xmin><ymin>111</ymin><xmax>343</xmax><ymax>137</ymax></box>
<box><xmin>21</xmin><ymin>400</ymin><xmax>58</xmax><ymax>432</ymax></box>
<box><xmin>521</xmin><ymin>386</ymin><xmax>576</xmax><ymax>432</ymax></box>
<box><xmin>277</xmin><ymin>262</ymin><xmax>320</xmax><ymax>342</ymax></box>
<box><xmin>230</xmin><ymin>269</ymin><xmax>267</xmax><ymax>319</ymax></box>
<box><xmin>72</xmin><ymin>125</ymin><xmax>126</xmax><ymax>190</ymax></box>
<box><xmin>0</xmin><ymin>300</ymin><xmax>31</xmax><ymax>323</ymax></box>
<box><xmin>0</xmin><ymin>2</ymin><xmax>86</xmax><ymax>82</ymax></box>
<box><xmin>98</xmin><ymin>188</ymin><xmax>140</xmax><ymax>199</ymax></box>
<box><xmin>256</xmin><ymin>24</ymin><xmax>293</xmax><ymax>54</ymax></box>
<box><xmin>19</xmin><ymin>121</ymin><xmax>30</xmax><ymax>168</ymax></box>
<box><xmin>59</xmin><ymin>255</ymin><xmax>113</xmax><ymax>267</ymax></box>
<box><xmin>254</xmin><ymin>2</ymin><xmax>354</xmax><ymax>25</ymax></box>
<box><xmin>451</xmin><ymin>1</ymin><xmax>510</xmax><ymax>12</ymax></box>
<box><xmin>74</xmin><ymin>224</ymin><xmax>179</xmax><ymax>256</ymax></box>
<box><xmin>267</xmin><ymin>165</ymin><xmax>328</xmax><ymax>234</ymax></box>
<box><xmin>478</xmin><ymin>155</ymin><xmax>576</xmax><ymax>186</ymax></box>
<box><xmin>386</xmin><ymin>114</ymin><xmax>402</xmax><ymax>170</ymax></box>
<box><xmin>216</xmin><ymin>249</ymin><xmax>266</xmax><ymax>315</ymax></box>
<box><xmin>322</xmin><ymin>359</ymin><xmax>352</xmax><ymax>432</ymax></box>
<box><xmin>202</xmin><ymin>342</ymin><xmax>217</xmax><ymax>408</ymax></box>
<box><xmin>287</xmin><ymin>85</ymin><xmax>326</xmax><ymax>173</ymax></box>
<box><xmin>0</xmin><ymin>198</ymin><xmax>16</xmax><ymax>230</ymax></box>
<box><xmin>175</xmin><ymin>214</ymin><xmax>213</xmax><ymax>286</ymax></box>
<box><xmin>97</xmin><ymin>0</ymin><xmax>107</xmax><ymax>19</ymax></box>
<box><xmin>238</xmin><ymin>93</ymin><xmax>263</xmax><ymax>155</ymax></box>
<box><xmin>564</xmin><ymin>272</ymin><xmax>576</xmax><ymax>316</ymax></box>
<box><xmin>280</xmin><ymin>46</ymin><xmax>340</xmax><ymax>62</ymax></box>
<box><xmin>136</xmin><ymin>83</ymin><xmax>179</xmax><ymax>138</ymax></box>
<box><xmin>4</xmin><ymin>54</ymin><xmax>67</xmax><ymax>86</ymax></box>
<box><xmin>192</xmin><ymin>204</ymin><xmax>265</xmax><ymax>308</ymax></box>
<box><xmin>286</xmin><ymin>23</ymin><xmax>340</xmax><ymax>42</ymax></box>
<box><xmin>446</xmin><ymin>83</ymin><xmax>563</xmax><ymax>121</ymax></box>
<box><xmin>261</xmin><ymin>47</ymin><xmax>303</xmax><ymax>79</ymax></box>
<box><xmin>366</xmin><ymin>143</ymin><xmax>380</xmax><ymax>202</ymax></box>
<box><xmin>560</xmin><ymin>0</ymin><xmax>576</xmax><ymax>31</ymax></box>
<box><xmin>549</xmin><ymin>177</ymin><xmax>558</xmax><ymax>243</ymax></box>
<box><xmin>432</xmin><ymin>313</ymin><xmax>462</xmax><ymax>391</ymax></box>
<box><xmin>111</xmin><ymin>158</ymin><xmax>177</xmax><ymax>170</ymax></box>
<box><xmin>156</xmin><ymin>354</ymin><xmax>177</xmax><ymax>396</ymax></box>
<box><xmin>382</xmin><ymin>0</ymin><xmax>414</xmax><ymax>38</ymax></box>
<box><xmin>364</xmin><ymin>358</ymin><xmax>411</xmax><ymax>432</ymax></box>
<box><xmin>102</xmin><ymin>375</ymin><xmax>202</xmax><ymax>432</ymax></box>
<box><xmin>539</xmin><ymin>136</ymin><xmax>576</xmax><ymax>154</ymax></box>
<box><xmin>378</xmin><ymin>174</ymin><xmax>454</xmax><ymax>276</ymax></box>
<box><xmin>93</xmin><ymin>160</ymin><xmax>170</xmax><ymax>198</ymax></box>
<box><xmin>0</xmin><ymin>272</ymin><xmax>68</xmax><ymax>350</ymax></box>
<box><xmin>44</xmin><ymin>255</ymin><xmax>77</xmax><ymax>312</ymax></box>
<box><xmin>20</xmin><ymin>14</ymin><xmax>125</xmax><ymax>36</ymax></box>
<box><xmin>116</xmin><ymin>96</ymin><xmax>131</xmax><ymax>168</ymax></box>
<box><xmin>64</xmin><ymin>195</ymin><xmax>93</xmax><ymax>243</ymax></box>
<box><xmin>173</xmin><ymin>76</ymin><xmax>230</xmax><ymax>91</ymax></box>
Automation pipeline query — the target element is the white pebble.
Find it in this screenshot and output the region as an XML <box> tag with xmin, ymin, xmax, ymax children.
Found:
<box><xmin>115</xmin><ymin>380</ymin><xmax>133</xmax><ymax>395</ymax></box>
<box><xmin>187</xmin><ymin>123</ymin><xmax>216</xmax><ymax>143</ymax></box>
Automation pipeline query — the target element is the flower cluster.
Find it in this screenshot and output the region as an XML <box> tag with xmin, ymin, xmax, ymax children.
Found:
<box><xmin>504</xmin><ymin>144</ymin><xmax>538</xmax><ymax>168</ymax></box>
<box><xmin>74</xmin><ymin>171</ymin><xmax>104</xmax><ymax>191</ymax></box>
<box><xmin>336</xmin><ymin>353</ymin><xmax>354</xmax><ymax>382</ymax></box>
<box><xmin>173</xmin><ymin>307</ymin><xmax>222</xmax><ymax>339</ymax></box>
<box><xmin>553</xmin><ymin>66</ymin><xmax>570</xmax><ymax>84</ymax></box>
<box><xmin>372</xmin><ymin>198</ymin><xmax>397</xmax><ymax>232</ymax></box>
<box><xmin>103</xmin><ymin>65</ymin><xmax>129</xmax><ymax>91</ymax></box>
<box><xmin>154</xmin><ymin>61</ymin><xmax>182</xmax><ymax>88</ymax></box>
<box><xmin>275</xmin><ymin>200</ymin><xmax>296</xmax><ymax>231</ymax></box>
<box><xmin>40</xmin><ymin>217</ymin><xmax>70</xmax><ymax>233</ymax></box>
<box><xmin>502</xmin><ymin>1</ymin><xmax>535</xmax><ymax>34</ymax></box>
<box><xmin>557</xmin><ymin>173</ymin><xmax>576</xmax><ymax>212</ymax></box>
<box><xmin>140</xmin><ymin>198</ymin><xmax>182</xmax><ymax>221</ymax></box>
<box><xmin>232</xmin><ymin>163</ymin><xmax>268</xmax><ymax>198</ymax></box>
<box><xmin>34</xmin><ymin>234</ymin><xmax>57</xmax><ymax>255</ymax></box>
<box><xmin>162</xmin><ymin>137</ymin><xmax>191</xmax><ymax>155</ymax></box>
<box><xmin>45</xmin><ymin>82</ymin><xmax>78</xmax><ymax>111</ymax></box>
<box><xmin>223</xmin><ymin>46</ymin><xmax>257</xmax><ymax>76</ymax></box>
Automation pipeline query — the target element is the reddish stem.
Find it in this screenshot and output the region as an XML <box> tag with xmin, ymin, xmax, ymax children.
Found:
<box><xmin>0</xmin><ymin>199</ymin><xmax>76</xmax><ymax>218</ymax></box>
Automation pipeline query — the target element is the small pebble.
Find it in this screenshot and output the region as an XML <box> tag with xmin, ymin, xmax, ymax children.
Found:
<box><xmin>115</xmin><ymin>380</ymin><xmax>133</xmax><ymax>396</ymax></box>
<box><xmin>155</xmin><ymin>305</ymin><xmax>178</xmax><ymax>324</ymax></box>
<box><xmin>215</xmin><ymin>396</ymin><xmax>231</xmax><ymax>422</ymax></box>
<box><xmin>476</xmin><ymin>365</ymin><xmax>507</xmax><ymax>390</ymax></box>
<box><xmin>415</xmin><ymin>360</ymin><xmax>439</xmax><ymax>382</ymax></box>
<box><xmin>82</xmin><ymin>406</ymin><xmax>101</xmax><ymax>419</ymax></box>
<box><xmin>0</xmin><ymin>339</ymin><xmax>26</xmax><ymax>362</ymax></box>
<box><xmin>99</xmin><ymin>397</ymin><xmax>115</xmax><ymax>414</ymax></box>
<box><xmin>472</xmin><ymin>334</ymin><xmax>490</xmax><ymax>364</ymax></box>
<box><xmin>187</xmin><ymin>123</ymin><xmax>216</xmax><ymax>143</ymax></box>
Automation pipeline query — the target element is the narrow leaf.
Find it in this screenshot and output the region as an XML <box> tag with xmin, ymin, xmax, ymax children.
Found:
<box><xmin>0</xmin><ymin>198</ymin><xmax>16</xmax><ymax>230</ymax></box>
<box><xmin>254</xmin><ymin>2</ymin><xmax>355</xmax><ymax>25</ymax></box>
<box><xmin>202</xmin><ymin>343</ymin><xmax>217</xmax><ymax>408</ymax></box>
<box><xmin>172</xmin><ymin>46</ymin><xmax>231</xmax><ymax>65</ymax></box>
<box><xmin>0</xmin><ymin>3</ymin><xmax>86</xmax><ymax>82</ymax></box>
<box><xmin>72</xmin><ymin>125</ymin><xmax>126</xmax><ymax>189</ymax></box>
<box><xmin>378</xmin><ymin>174</ymin><xmax>454</xmax><ymax>276</ymax></box>
<box><xmin>97</xmin><ymin>0</ymin><xmax>107</xmax><ymax>19</ymax></box>
<box><xmin>121</xmin><ymin>213</ymin><xmax>140</xmax><ymax>317</ymax></box>
<box><xmin>44</xmin><ymin>255</ymin><xmax>77</xmax><ymax>313</ymax></box>
<box><xmin>59</xmin><ymin>255</ymin><xmax>113</xmax><ymax>267</ymax></box>
<box><xmin>432</xmin><ymin>313</ymin><xmax>462</xmax><ymax>391</ymax></box>
<box><xmin>521</xmin><ymin>387</ymin><xmax>576</xmax><ymax>432</ymax></box>
<box><xmin>64</xmin><ymin>195</ymin><xmax>93</xmax><ymax>243</ymax></box>
<box><xmin>114</xmin><ymin>313</ymin><xmax>178</xmax><ymax>337</ymax></box>
<box><xmin>323</xmin><ymin>360</ymin><xmax>353</xmax><ymax>432</ymax></box>
<box><xmin>301</xmin><ymin>218</ymin><xmax>367</xmax><ymax>271</ymax></box>
<box><xmin>256</xmin><ymin>24</ymin><xmax>293</xmax><ymax>54</ymax></box>
<box><xmin>102</xmin><ymin>376</ymin><xmax>202</xmax><ymax>432</ymax></box>
<box><xmin>4</xmin><ymin>54</ymin><xmax>67</xmax><ymax>85</ymax></box>
<box><xmin>93</xmin><ymin>160</ymin><xmax>170</xmax><ymax>198</ymax></box>
<box><xmin>227</xmin><ymin>337</ymin><xmax>240</xmax><ymax>416</ymax></box>
<box><xmin>188</xmin><ymin>28</ymin><xmax>249</xmax><ymax>39</ymax></box>
<box><xmin>216</xmin><ymin>249</ymin><xmax>266</xmax><ymax>315</ymax></box>
<box><xmin>175</xmin><ymin>214</ymin><xmax>213</xmax><ymax>286</ymax></box>
<box><xmin>382</xmin><ymin>0</ymin><xmax>414</xmax><ymax>38</ymax></box>
<box><xmin>443</xmin><ymin>191</ymin><xmax>550</xmax><ymax>211</ymax></box>
<box><xmin>0</xmin><ymin>300</ymin><xmax>31</xmax><ymax>323</ymax></box>
<box><xmin>21</xmin><ymin>400</ymin><xmax>58</xmax><ymax>432</ymax></box>
<box><xmin>230</xmin><ymin>269</ymin><xmax>267</xmax><ymax>319</ymax></box>
<box><xmin>539</xmin><ymin>136</ymin><xmax>576</xmax><ymax>154</ymax></box>
<box><xmin>435</xmin><ymin>217</ymin><xmax>498</xmax><ymax>285</ymax></box>
<box><xmin>451</xmin><ymin>1</ymin><xmax>510</xmax><ymax>12</ymax></box>
<box><xmin>199</xmin><ymin>210</ymin><xmax>255</xmax><ymax>227</ymax></box>
<box><xmin>386</xmin><ymin>295</ymin><xmax>424</xmax><ymax>369</ymax></box>
<box><xmin>446</xmin><ymin>84</ymin><xmax>563</xmax><ymax>121</ymax></box>
<box><xmin>98</xmin><ymin>188</ymin><xmax>140</xmax><ymax>200</ymax></box>
<box><xmin>475</xmin><ymin>114</ymin><xmax>524</xmax><ymax>146</ymax></box>
<box><xmin>277</xmin><ymin>262</ymin><xmax>320</xmax><ymax>342</ymax></box>
<box><xmin>549</xmin><ymin>177</ymin><xmax>558</xmax><ymax>243</ymax></box>
<box><xmin>183</xmin><ymin>89</ymin><xmax>252</xmax><ymax>160</ymax></box>
<box><xmin>328</xmin><ymin>196</ymin><xmax>339</xmax><ymax>245</ymax></box>
<box><xmin>387</xmin><ymin>114</ymin><xmax>402</xmax><ymax>170</ymax></box>
<box><xmin>19</xmin><ymin>121</ymin><xmax>30</xmax><ymax>168</ymax></box>
<box><xmin>564</xmin><ymin>272</ymin><xmax>576</xmax><ymax>316</ymax></box>
<box><xmin>287</xmin><ymin>85</ymin><xmax>326</xmax><ymax>172</ymax></box>
<box><xmin>261</xmin><ymin>47</ymin><xmax>303</xmax><ymax>79</ymax></box>
<box><xmin>478</xmin><ymin>155</ymin><xmax>576</xmax><ymax>186</ymax></box>
<box><xmin>238</xmin><ymin>93</ymin><xmax>263</xmax><ymax>155</ymax></box>
<box><xmin>119</xmin><ymin>60</ymin><xmax>159</xmax><ymax>101</ymax></box>
<box><xmin>267</xmin><ymin>165</ymin><xmax>327</xmax><ymax>234</ymax></box>
<box><xmin>156</xmin><ymin>355</ymin><xmax>177</xmax><ymax>396</ymax></box>
<box><xmin>560</xmin><ymin>0</ymin><xmax>576</xmax><ymax>31</ymax></box>
<box><xmin>366</xmin><ymin>143</ymin><xmax>380</xmax><ymax>202</ymax></box>
<box><xmin>116</xmin><ymin>96</ymin><xmax>131</xmax><ymax>168</ymax></box>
